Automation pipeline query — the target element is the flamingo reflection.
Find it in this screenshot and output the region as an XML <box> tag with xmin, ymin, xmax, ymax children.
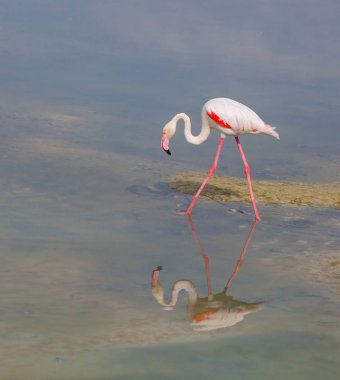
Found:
<box><xmin>151</xmin><ymin>218</ymin><xmax>263</xmax><ymax>331</ymax></box>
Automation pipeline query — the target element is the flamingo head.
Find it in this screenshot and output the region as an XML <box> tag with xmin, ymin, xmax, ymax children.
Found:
<box><xmin>161</xmin><ymin>120</ymin><xmax>176</xmax><ymax>156</ymax></box>
<box><xmin>151</xmin><ymin>266</ymin><xmax>162</xmax><ymax>288</ymax></box>
<box><xmin>151</xmin><ymin>266</ymin><xmax>174</xmax><ymax>310</ymax></box>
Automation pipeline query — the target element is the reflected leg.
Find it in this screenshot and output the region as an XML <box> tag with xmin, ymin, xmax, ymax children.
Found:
<box><xmin>187</xmin><ymin>216</ymin><xmax>212</xmax><ymax>296</ymax></box>
<box><xmin>223</xmin><ymin>220</ymin><xmax>258</xmax><ymax>292</ymax></box>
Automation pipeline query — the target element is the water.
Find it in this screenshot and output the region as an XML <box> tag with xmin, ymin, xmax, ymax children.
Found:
<box><xmin>1</xmin><ymin>1</ymin><xmax>340</xmax><ymax>379</ymax></box>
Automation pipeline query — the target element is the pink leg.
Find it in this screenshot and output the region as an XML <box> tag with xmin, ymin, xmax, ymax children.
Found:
<box><xmin>234</xmin><ymin>136</ymin><xmax>261</xmax><ymax>221</ymax></box>
<box><xmin>185</xmin><ymin>137</ymin><xmax>225</xmax><ymax>215</ymax></box>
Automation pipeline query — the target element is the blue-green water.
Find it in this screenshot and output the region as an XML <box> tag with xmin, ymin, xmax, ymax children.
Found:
<box><xmin>0</xmin><ymin>1</ymin><xmax>339</xmax><ymax>379</ymax></box>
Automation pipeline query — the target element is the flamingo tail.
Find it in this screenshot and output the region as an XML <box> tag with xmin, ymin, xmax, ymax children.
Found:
<box><xmin>264</xmin><ymin>124</ymin><xmax>280</xmax><ymax>140</ymax></box>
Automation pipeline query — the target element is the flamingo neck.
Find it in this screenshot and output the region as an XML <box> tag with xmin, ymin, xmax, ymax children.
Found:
<box><xmin>154</xmin><ymin>280</ymin><xmax>198</xmax><ymax>308</ymax></box>
<box><xmin>173</xmin><ymin>113</ymin><xmax>210</xmax><ymax>145</ymax></box>
<box><xmin>173</xmin><ymin>280</ymin><xmax>198</xmax><ymax>304</ymax></box>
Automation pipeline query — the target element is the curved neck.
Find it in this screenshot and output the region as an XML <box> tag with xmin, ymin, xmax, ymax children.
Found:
<box><xmin>154</xmin><ymin>280</ymin><xmax>198</xmax><ymax>308</ymax></box>
<box><xmin>173</xmin><ymin>113</ymin><xmax>210</xmax><ymax>145</ymax></box>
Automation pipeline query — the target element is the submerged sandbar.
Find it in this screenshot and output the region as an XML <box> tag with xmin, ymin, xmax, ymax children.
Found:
<box><xmin>168</xmin><ymin>171</ymin><xmax>340</xmax><ymax>209</ymax></box>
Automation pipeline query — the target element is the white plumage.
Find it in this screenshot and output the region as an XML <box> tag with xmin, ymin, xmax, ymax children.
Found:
<box><xmin>204</xmin><ymin>98</ymin><xmax>279</xmax><ymax>139</ymax></box>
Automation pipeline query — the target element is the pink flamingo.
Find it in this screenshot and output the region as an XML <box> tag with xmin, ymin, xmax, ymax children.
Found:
<box><xmin>161</xmin><ymin>98</ymin><xmax>279</xmax><ymax>221</ymax></box>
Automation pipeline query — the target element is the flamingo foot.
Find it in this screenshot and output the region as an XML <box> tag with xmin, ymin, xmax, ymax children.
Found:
<box><xmin>254</xmin><ymin>214</ymin><xmax>261</xmax><ymax>222</ymax></box>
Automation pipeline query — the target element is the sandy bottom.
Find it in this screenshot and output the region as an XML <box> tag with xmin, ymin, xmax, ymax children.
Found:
<box><xmin>169</xmin><ymin>171</ymin><xmax>340</xmax><ymax>209</ymax></box>
<box><xmin>260</xmin><ymin>250</ymin><xmax>340</xmax><ymax>300</ymax></box>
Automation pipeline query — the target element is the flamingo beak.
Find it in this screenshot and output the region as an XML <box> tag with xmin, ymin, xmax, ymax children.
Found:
<box><xmin>161</xmin><ymin>133</ymin><xmax>171</xmax><ymax>156</ymax></box>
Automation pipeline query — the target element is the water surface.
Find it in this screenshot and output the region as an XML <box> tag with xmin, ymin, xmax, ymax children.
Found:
<box><xmin>0</xmin><ymin>1</ymin><xmax>339</xmax><ymax>379</ymax></box>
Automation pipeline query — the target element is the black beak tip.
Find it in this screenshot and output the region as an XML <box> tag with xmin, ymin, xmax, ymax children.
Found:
<box><xmin>162</xmin><ymin>147</ymin><xmax>171</xmax><ymax>155</ymax></box>
<box><xmin>152</xmin><ymin>265</ymin><xmax>163</xmax><ymax>275</ymax></box>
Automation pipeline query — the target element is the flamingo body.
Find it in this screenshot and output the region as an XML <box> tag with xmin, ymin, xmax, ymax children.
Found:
<box><xmin>204</xmin><ymin>98</ymin><xmax>279</xmax><ymax>139</ymax></box>
<box><xmin>161</xmin><ymin>97</ymin><xmax>279</xmax><ymax>221</ymax></box>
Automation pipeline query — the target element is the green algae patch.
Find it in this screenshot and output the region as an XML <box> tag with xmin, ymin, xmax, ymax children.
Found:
<box><xmin>168</xmin><ymin>171</ymin><xmax>340</xmax><ymax>209</ymax></box>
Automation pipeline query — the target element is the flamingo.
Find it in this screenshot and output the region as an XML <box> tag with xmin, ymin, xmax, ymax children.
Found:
<box><xmin>161</xmin><ymin>98</ymin><xmax>279</xmax><ymax>221</ymax></box>
<box><xmin>151</xmin><ymin>217</ymin><xmax>263</xmax><ymax>331</ymax></box>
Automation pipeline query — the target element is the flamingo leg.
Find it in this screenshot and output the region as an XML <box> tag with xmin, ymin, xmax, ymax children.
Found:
<box><xmin>234</xmin><ymin>136</ymin><xmax>261</xmax><ymax>221</ymax></box>
<box><xmin>185</xmin><ymin>136</ymin><xmax>225</xmax><ymax>215</ymax></box>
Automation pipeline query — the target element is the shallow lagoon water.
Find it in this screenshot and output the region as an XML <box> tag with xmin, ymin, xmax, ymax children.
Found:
<box><xmin>1</xmin><ymin>132</ymin><xmax>339</xmax><ymax>379</ymax></box>
<box><xmin>1</xmin><ymin>1</ymin><xmax>340</xmax><ymax>379</ymax></box>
